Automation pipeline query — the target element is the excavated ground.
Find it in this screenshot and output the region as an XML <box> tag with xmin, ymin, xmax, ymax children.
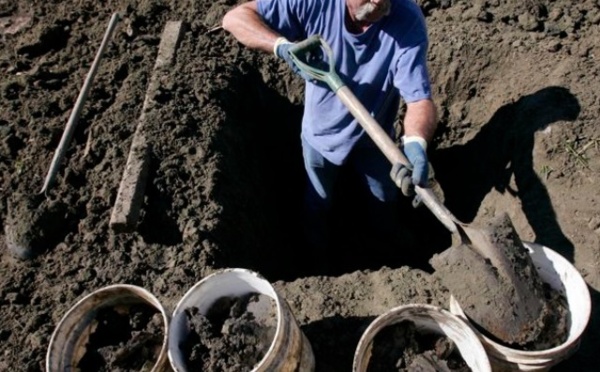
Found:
<box><xmin>1</xmin><ymin>0</ymin><xmax>599</xmax><ymax>371</ymax></box>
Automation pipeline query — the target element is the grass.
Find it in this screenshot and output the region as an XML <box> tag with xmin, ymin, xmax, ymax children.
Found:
<box><xmin>539</xmin><ymin>164</ymin><xmax>553</xmax><ymax>180</ymax></box>
<box><xmin>564</xmin><ymin>138</ymin><xmax>599</xmax><ymax>169</ymax></box>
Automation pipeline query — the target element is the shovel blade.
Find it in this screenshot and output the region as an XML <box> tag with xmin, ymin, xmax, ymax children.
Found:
<box><xmin>430</xmin><ymin>213</ymin><xmax>549</xmax><ymax>345</ymax></box>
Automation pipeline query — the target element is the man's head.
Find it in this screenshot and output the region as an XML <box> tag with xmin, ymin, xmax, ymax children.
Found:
<box><xmin>354</xmin><ymin>0</ymin><xmax>391</xmax><ymax>23</ymax></box>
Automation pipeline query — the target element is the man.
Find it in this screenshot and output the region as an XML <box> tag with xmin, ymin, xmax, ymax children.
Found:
<box><xmin>223</xmin><ymin>0</ymin><xmax>437</xmax><ymax>269</ymax></box>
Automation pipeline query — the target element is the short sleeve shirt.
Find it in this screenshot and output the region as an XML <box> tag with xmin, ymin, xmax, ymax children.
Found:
<box><xmin>257</xmin><ymin>0</ymin><xmax>432</xmax><ymax>165</ymax></box>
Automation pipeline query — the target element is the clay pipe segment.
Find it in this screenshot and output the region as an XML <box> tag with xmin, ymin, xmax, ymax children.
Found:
<box><xmin>39</xmin><ymin>12</ymin><xmax>121</xmax><ymax>195</ymax></box>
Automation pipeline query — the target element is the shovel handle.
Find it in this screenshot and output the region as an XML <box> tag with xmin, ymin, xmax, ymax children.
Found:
<box><xmin>336</xmin><ymin>86</ymin><xmax>409</xmax><ymax>166</ymax></box>
<box><xmin>336</xmin><ymin>87</ymin><xmax>459</xmax><ymax>234</ymax></box>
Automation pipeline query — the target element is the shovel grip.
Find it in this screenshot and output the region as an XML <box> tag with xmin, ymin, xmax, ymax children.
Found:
<box><xmin>289</xmin><ymin>35</ymin><xmax>345</xmax><ymax>91</ymax></box>
<box><xmin>289</xmin><ymin>35</ymin><xmax>323</xmax><ymax>55</ymax></box>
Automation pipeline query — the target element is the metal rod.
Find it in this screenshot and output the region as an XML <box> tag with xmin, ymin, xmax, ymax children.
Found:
<box><xmin>40</xmin><ymin>12</ymin><xmax>120</xmax><ymax>194</ymax></box>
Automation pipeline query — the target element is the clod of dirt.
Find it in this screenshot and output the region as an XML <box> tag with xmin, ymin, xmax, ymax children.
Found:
<box><xmin>526</xmin><ymin>284</ymin><xmax>569</xmax><ymax>350</ymax></box>
<box><xmin>430</xmin><ymin>213</ymin><xmax>562</xmax><ymax>346</ymax></box>
<box><xmin>476</xmin><ymin>282</ymin><xmax>570</xmax><ymax>351</ymax></box>
<box><xmin>181</xmin><ymin>292</ymin><xmax>277</xmax><ymax>371</ymax></box>
<box><xmin>366</xmin><ymin>320</ymin><xmax>469</xmax><ymax>372</ymax></box>
<box><xmin>4</xmin><ymin>192</ymin><xmax>69</xmax><ymax>260</ymax></box>
<box><xmin>76</xmin><ymin>304</ymin><xmax>164</xmax><ymax>372</ymax></box>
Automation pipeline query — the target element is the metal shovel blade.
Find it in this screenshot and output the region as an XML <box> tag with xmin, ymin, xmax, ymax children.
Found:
<box><xmin>430</xmin><ymin>213</ymin><xmax>549</xmax><ymax>345</ymax></box>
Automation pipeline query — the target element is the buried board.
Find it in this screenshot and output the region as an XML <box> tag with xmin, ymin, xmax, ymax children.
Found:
<box><xmin>110</xmin><ymin>20</ymin><xmax>185</xmax><ymax>233</ymax></box>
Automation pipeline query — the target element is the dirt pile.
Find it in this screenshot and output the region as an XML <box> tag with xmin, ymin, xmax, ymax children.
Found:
<box><xmin>0</xmin><ymin>0</ymin><xmax>599</xmax><ymax>371</ymax></box>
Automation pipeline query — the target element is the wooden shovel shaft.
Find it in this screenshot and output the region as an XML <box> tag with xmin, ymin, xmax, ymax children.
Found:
<box><xmin>40</xmin><ymin>12</ymin><xmax>121</xmax><ymax>194</ymax></box>
<box><xmin>336</xmin><ymin>86</ymin><xmax>408</xmax><ymax>165</ymax></box>
<box><xmin>335</xmin><ymin>86</ymin><xmax>459</xmax><ymax>234</ymax></box>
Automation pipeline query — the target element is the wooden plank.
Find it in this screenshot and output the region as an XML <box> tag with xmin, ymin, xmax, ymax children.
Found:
<box><xmin>110</xmin><ymin>21</ymin><xmax>184</xmax><ymax>233</ymax></box>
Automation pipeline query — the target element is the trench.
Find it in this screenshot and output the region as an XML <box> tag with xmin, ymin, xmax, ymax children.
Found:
<box><xmin>210</xmin><ymin>71</ymin><xmax>452</xmax><ymax>281</ymax></box>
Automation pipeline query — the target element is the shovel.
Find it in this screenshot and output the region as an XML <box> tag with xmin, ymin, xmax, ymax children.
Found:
<box><xmin>288</xmin><ymin>35</ymin><xmax>549</xmax><ymax>345</ymax></box>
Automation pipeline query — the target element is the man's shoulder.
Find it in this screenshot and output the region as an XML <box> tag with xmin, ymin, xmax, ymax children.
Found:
<box><xmin>386</xmin><ymin>0</ymin><xmax>427</xmax><ymax>38</ymax></box>
<box><xmin>390</xmin><ymin>0</ymin><xmax>425</xmax><ymax>23</ymax></box>
<box><xmin>258</xmin><ymin>0</ymin><xmax>337</xmax><ymax>19</ymax></box>
<box><xmin>392</xmin><ymin>0</ymin><xmax>423</xmax><ymax>13</ymax></box>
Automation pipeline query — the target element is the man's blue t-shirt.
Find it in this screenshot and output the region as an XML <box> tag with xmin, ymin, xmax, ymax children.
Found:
<box><xmin>257</xmin><ymin>0</ymin><xmax>432</xmax><ymax>165</ymax></box>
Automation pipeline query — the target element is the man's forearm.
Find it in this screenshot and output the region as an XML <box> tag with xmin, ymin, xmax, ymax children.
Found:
<box><xmin>222</xmin><ymin>1</ymin><xmax>280</xmax><ymax>54</ymax></box>
<box><xmin>403</xmin><ymin>99</ymin><xmax>438</xmax><ymax>142</ymax></box>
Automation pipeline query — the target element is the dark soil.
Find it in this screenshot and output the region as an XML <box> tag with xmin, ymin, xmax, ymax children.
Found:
<box><xmin>473</xmin><ymin>282</ymin><xmax>570</xmax><ymax>352</ymax></box>
<box><xmin>77</xmin><ymin>304</ymin><xmax>163</xmax><ymax>371</ymax></box>
<box><xmin>181</xmin><ymin>293</ymin><xmax>277</xmax><ymax>371</ymax></box>
<box><xmin>366</xmin><ymin>320</ymin><xmax>469</xmax><ymax>372</ymax></box>
<box><xmin>1</xmin><ymin>0</ymin><xmax>599</xmax><ymax>371</ymax></box>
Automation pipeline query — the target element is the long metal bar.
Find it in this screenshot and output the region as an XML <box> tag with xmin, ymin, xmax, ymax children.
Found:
<box><xmin>40</xmin><ymin>12</ymin><xmax>120</xmax><ymax>194</ymax></box>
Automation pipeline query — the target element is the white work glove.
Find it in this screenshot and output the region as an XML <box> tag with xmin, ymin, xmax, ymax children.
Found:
<box><xmin>274</xmin><ymin>37</ymin><xmax>309</xmax><ymax>80</ymax></box>
<box><xmin>390</xmin><ymin>136</ymin><xmax>429</xmax><ymax>197</ymax></box>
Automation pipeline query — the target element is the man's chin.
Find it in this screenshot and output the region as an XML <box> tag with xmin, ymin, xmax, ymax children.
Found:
<box><xmin>364</xmin><ymin>11</ymin><xmax>388</xmax><ymax>23</ymax></box>
<box><xmin>370</xmin><ymin>13</ymin><xmax>386</xmax><ymax>22</ymax></box>
<box><xmin>356</xmin><ymin>4</ymin><xmax>390</xmax><ymax>24</ymax></box>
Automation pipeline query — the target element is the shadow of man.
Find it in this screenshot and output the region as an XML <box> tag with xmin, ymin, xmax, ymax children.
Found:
<box><xmin>431</xmin><ymin>86</ymin><xmax>581</xmax><ymax>262</ymax></box>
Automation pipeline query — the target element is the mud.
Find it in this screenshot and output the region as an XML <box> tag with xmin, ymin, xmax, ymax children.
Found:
<box><xmin>476</xmin><ymin>283</ymin><xmax>570</xmax><ymax>351</ymax></box>
<box><xmin>181</xmin><ymin>293</ymin><xmax>276</xmax><ymax>371</ymax></box>
<box><xmin>77</xmin><ymin>304</ymin><xmax>163</xmax><ymax>371</ymax></box>
<box><xmin>366</xmin><ymin>320</ymin><xmax>469</xmax><ymax>372</ymax></box>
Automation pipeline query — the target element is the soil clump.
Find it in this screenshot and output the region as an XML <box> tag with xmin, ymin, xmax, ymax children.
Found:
<box><xmin>366</xmin><ymin>320</ymin><xmax>469</xmax><ymax>372</ymax></box>
<box><xmin>77</xmin><ymin>303</ymin><xmax>164</xmax><ymax>371</ymax></box>
<box><xmin>181</xmin><ymin>292</ymin><xmax>277</xmax><ymax>371</ymax></box>
<box><xmin>476</xmin><ymin>283</ymin><xmax>570</xmax><ymax>351</ymax></box>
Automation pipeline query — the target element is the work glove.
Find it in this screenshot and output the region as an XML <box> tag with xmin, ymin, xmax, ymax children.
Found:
<box><xmin>403</xmin><ymin>135</ymin><xmax>429</xmax><ymax>187</ymax></box>
<box><xmin>390</xmin><ymin>136</ymin><xmax>429</xmax><ymax>197</ymax></box>
<box><xmin>274</xmin><ymin>37</ymin><xmax>303</xmax><ymax>78</ymax></box>
<box><xmin>274</xmin><ymin>37</ymin><xmax>316</xmax><ymax>80</ymax></box>
<box><xmin>390</xmin><ymin>163</ymin><xmax>414</xmax><ymax>197</ymax></box>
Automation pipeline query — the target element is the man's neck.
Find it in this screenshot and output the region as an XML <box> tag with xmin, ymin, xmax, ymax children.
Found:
<box><xmin>345</xmin><ymin>5</ymin><xmax>371</xmax><ymax>34</ymax></box>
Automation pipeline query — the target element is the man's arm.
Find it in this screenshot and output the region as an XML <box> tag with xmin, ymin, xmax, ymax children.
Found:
<box><xmin>222</xmin><ymin>1</ymin><xmax>281</xmax><ymax>53</ymax></box>
<box><xmin>403</xmin><ymin>98</ymin><xmax>437</xmax><ymax>142</ymax></box>
<box><xmin>391</xmin><ymin>98</ymin><xmax>437</xmax><ymax>191</ymax></box>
